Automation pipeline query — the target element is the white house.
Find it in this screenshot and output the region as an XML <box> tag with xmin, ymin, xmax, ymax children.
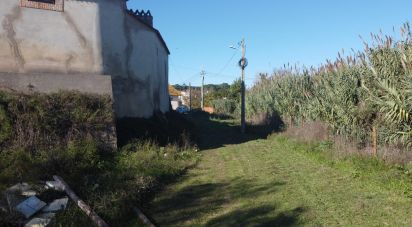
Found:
<box><xmin>0</xmin><ymin>0</ymin><xmax>170</xmax><ymax>118</ymax></box>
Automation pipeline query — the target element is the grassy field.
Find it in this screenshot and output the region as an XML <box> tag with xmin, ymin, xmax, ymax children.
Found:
<box><xmin>148</xmin><ymin>114</ymin><xmax>412</xmax><ymax>226</ymax></box>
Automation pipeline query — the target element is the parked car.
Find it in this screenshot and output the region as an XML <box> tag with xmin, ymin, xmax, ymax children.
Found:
<box><xmin>176</xmin><ymin>105</ymin><xmax>189</xmax><ymax>114</ymax></box>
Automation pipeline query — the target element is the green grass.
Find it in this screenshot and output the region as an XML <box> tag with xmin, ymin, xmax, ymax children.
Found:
<box><xmin>148</xmin><ymin>115</ymin><xmax>412</xmax><ymax>226</ymax></box>
<box><xmin>0</xmin><ymin>139</ymin><xmax>199</xmax><ymax>227</ymax></box>
<box><xmin>51</xmin><ymin>141</ymin><xmax>199</xmax><ymax>227</ymax></box>
<box><xmin>0</xmin><ymin>91</ymin><xmax>200</xmax><ymax>226</ymax></box>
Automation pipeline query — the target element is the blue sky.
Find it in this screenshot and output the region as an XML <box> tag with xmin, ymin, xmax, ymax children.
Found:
<box><xmin>127</xmin><ymin>0</ymin><xmax>412</xmax><ymax>86</ymax></box>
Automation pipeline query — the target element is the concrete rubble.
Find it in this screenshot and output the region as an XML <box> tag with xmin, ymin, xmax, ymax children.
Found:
<box><xmin>44</xmin><ymin>181</ymin><xmax>64</xmax><ymax>191</ymax></box>
<box><xmin>16</xmin><ymin>196</ymin><xmax>46</xmax><ymax>218</ymax></box>
<box><xmin>1</xmin><ymin>181</ymin><xmax>70</xmax><ymax>226</ymax></box>
<box><xmin>25</xmin><ymin>213</ymin><xmax>55</xmax><ymax>227</ymax></box>
<box><xmin>0</xmin><ymin>203</ymin><xmax>7</xmax><ymax>213</ymax></box>
<box><xmin>42</xmin><ymin>197</ymin><xmax>68</xmax><ymax>213</ymax></box>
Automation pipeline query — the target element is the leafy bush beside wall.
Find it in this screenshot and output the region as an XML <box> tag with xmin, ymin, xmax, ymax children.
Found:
<box><xmin>0</xmin><ymin>91</ymin><xmax>115</xmax><ymax>152</ymax></box>
<box><xmin>0</xmin><ymin>91</ymin><xmax>199</xmax><ymax>226</ymax></box>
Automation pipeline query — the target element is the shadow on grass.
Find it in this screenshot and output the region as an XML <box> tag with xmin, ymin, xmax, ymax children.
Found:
<box><xmin>116</xmin><ymin>111</ymin><xmax>196</xmax><ymax>148</ymax></box>
<box><xmin>190</xmin><ymin>112</ymin><xmax>283</xmax><ymax>150</ymax></box>
<box><xmin>205</xmin><ymin>206</ymin><xmax>306</xmax><ymax>227</ymax></box>
<box><xmin>149</xmin><ymin>176</ymin><xmax>303</xmax><ymax>226</ymax></box>
<box><xmin>146</xmin><ymin>112</ymin><xmax>296</xmax><ymax>226</ymax></box>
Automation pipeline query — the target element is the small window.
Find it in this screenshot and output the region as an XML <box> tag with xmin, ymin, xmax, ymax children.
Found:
<box><xmin>30</xmin><ymin>0</ymin><xmax>55</xmax><ymax>3</ymax></box>
<box><xmin>20</xmin><ymin>0</ymin><xmax>64</xmax><ymax>12</ymax></box>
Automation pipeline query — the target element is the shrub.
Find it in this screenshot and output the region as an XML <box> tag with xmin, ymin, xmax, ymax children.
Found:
<box><xmin>0</xmin><ymin>91</ymin><xmax>115</xmax><ymax>153</ymax></box>
<box><xmin>0</xmin><ymin>94</ymin><xmax>11</xmax><ymax>145</ymax></box>
<box><xmin>116</xmin><ymin>111</ymin><xmax>196</xmax><ymax>148</ymax></box>
<box><xmin>247</xmin><ymin>23</ymin><xmax>412</xmax><ymax>149</ymax></box>
<box><xmin>212</xmin><ymin>99</ymin><xmax>236</xmax><ymax>116</ymax></box>
<box><xmin>0</xmin><ymin>91</ymin><xmax>199</xmax><ymax>226</ymax></box>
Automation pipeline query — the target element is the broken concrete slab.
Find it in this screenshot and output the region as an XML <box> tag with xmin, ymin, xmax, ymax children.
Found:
<box><xmin>16</xmin><ymin>196</ymin><xmax>46</xmax><ymax>218</ymax></box>
<box><xmin>5</xmin><ymin>182</ymin><xmax>37</xmax><ymax>198</ymax></box>
<box><xmin>44</xmin><ymin>181</ymin><xmax>64</xmax><ymax>191</ymax></box>
<box><xmin>0</xmin><ymin>203</ymin><xmax>7</xmax><ymax>212</ymax></box>
<box><xmin>42</xmin><ymin>197</ymin><xmax>68</xmax><ymax>212</ymax></box>
<box><xmin>4</xmin><ymin>191</ymin><xmax>26</xmax><ymax>212</ymax></box>
<box><xmin>2</xmin><ymin>181</ymin><xmax>74</xmax><ymax>226</ymax></box>
<box><xmin>25</xmin><ymin>213</ymin><xmax>55</xmax><ymax>227</ymax></box>
<box><xmin>22</xmin><ymin>190</ymin><xmax>37</xmax><ymax>197</ymax></box>
<box><xmin>6</xmin><ymin>183</ymin><xmax>31</xmax><ymax>194</ymax></box>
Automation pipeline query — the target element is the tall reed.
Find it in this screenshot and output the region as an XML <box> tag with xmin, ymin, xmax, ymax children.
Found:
<box><xmin>247</xmin><ymin>23</ymin><xmax>412</xmax><ymax>148</ymax></box>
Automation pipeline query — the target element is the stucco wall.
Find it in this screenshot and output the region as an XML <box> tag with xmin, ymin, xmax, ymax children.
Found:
<box><xmin>0</xmin><ymin>0</ymin><xmax>170</xmax><ymax>118</ymax></box>
<box><xmin>111</xmin><ymin>13</ymin><xmax>169</xmax><ymax>118</ymax></box>
<box><xmin>0</xmin><ymin>72</ymin><xmax>113</xmax><ymax>96</ymax></box>
<box><xmin>0</xmin><ymin>0</ymin><xmax>102</xmax><ymax>74</ymax></box>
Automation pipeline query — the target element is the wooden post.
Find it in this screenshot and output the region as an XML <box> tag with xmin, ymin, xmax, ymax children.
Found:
<box><xmin>133</xmin><ymin>207</ymin><xmax>156</xmax><ymax>227</ymax></box>
<box><xmin>372</xmin><ymin>126</ymin><xmax>377</xmax><ymax>157</ymax></box>
<box><xmin>201</xmin><ymin>71</ymin><xmax>205</xmax><ymax>111</ymax></box>
<box><xmin>189</xmin><ymin>83</ymin><xmax>192</xmax><ymax>111</ymax></box>
<box><xmin>240</xmin><ymin>39</ymin><xmax>246</xmax><ymax>134</ymax></box>
<box><xmin>53</xmin><ymin>176</ymin><xmax>109</xmax><ymax>227</ymax></box>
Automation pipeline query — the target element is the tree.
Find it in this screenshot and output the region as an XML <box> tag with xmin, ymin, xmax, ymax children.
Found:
<box><xmin>169</xmin><ymin>85</ymin><xmax>181</xmax><ymax>96</ymax></box>
<box><xmin>229</xmin><ymin>78</ymin><xmax>242</xmax><ymax>102</ymax></box>
<box><xmin>183</xmin><ymin>88</ymin><xmax>202</xmax><ymax>109</ymax></box>
<box><xmin>173</xmin><ymin>84</ymin><xmax>190</xmax><ymax>91</ymax></box>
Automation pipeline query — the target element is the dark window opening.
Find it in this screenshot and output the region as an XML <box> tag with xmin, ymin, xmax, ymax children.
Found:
<box><xmin>29</xmin><ymin>0</ymin><xmax>55</xmax><ymax>4</ymax></box>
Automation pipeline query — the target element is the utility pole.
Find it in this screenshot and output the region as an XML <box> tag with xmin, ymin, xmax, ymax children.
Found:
<box><xmin>201</xmin><ymin>70</ymin><xmax>206</xmax><ymax>111</ymax></box>
<box><xmin>189</xmin><ymin>83</ymin><xmax>192</xmax><ymax>111</ymax></box>
<box><xmin>239</xmin><ymin>39</ymin><xmax>248</xmax><ymax>134</ymax></box>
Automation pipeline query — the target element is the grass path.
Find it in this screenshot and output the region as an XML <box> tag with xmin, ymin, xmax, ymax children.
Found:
<box><xmin>148</xmin><ymin>115</ymin><xmax>412</xmax><ymax>226</ymax></box>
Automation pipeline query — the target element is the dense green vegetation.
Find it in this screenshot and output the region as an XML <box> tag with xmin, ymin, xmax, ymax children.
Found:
<box><xmin>208</xmin><ymin>79</ymin><xmax>241</xmax><ymax>115</ymax></box>
<box><xmin>0</xmin><ymin>91</ymin><xmax>199</xmax><ymax>226</ymax></box>
<box><xmin>0</xmin><ymin>91</ymin><xmax>114</xmax><ymax>152</ymax></box>
<box><xmin>149</xmin><ymin>115</ymin><xmax>412</xmax><ymax>226</ymax></box>
<box><xmin>173</xmin><ymin>80</ymin><xmax>241</xmax><ymax>114</ymax></box>
<box><xmin>246</xmin><ymin>23</ymin><xmax>412</xmax><ymax>149</ymax></box>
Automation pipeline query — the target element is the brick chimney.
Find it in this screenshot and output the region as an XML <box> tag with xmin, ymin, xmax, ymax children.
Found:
<box><xmin>129</xmin><ymin>9</ymin><xmax>153</xmax><ymax>27</ymax></box>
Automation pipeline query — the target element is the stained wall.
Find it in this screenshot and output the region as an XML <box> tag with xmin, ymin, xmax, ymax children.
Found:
<box><xmin>0</xmin><ymin>0</ymin><xmax>170</xmax><ymax>118</ymax></box>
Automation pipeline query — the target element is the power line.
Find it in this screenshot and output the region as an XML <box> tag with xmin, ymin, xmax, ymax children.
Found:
<box><xmin>170</xmin><ymin>64</ymin><xmax>201</xmax><ymax>73</ymax></box>
<box><xmin>171</xmin><ymin>64</ymin><xmax>257</xmax><ymax>85</ymax></box>
<box><xmin>171</xmin><ymin>64</ymin><xmax>235</xmax><ymax>79</ymax></box>
<box><xmin>169</xmin><ymin>59</ymin><xmax>181</xmax><ymax>75</ymax></box>
<box><xmin>179</xmin><ymin>72</ymin><xmax>201</xmax><ymax>85</ymax></box>
<box><xmin>169</xmin><ymin>49</ymin><xmax>241</xmax><ymax>84</ymax></box>
<box><xmin>216</xmin><ymin>49</ymin><xmax>239</xmax><ymax>76</ymax></box>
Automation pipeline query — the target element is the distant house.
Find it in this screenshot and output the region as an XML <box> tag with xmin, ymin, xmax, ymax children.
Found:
<box><xmin>0</xmin><ymin>0</ymin><xmax>170</xmax><ymax>118</ymax></box>
<box><xmin>180</xmin><ymin>91</ymin><xmax>189</xmax><ymax>106</ymax></box>
<box><xmin>169</xmin><ymin>85</ymin><xmax>182</xmax><ymax>110</ymax></box>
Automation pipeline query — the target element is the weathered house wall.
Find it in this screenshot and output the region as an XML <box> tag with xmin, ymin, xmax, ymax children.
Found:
<box><xmin>0</xmin><ymin>0</ymin><xmax>102</xmax><ymax>74</ymax></box>
<box><xmin>0</xmin><ymin>0</ymin><xmax>170</xmax><ymax>118</ymax></box>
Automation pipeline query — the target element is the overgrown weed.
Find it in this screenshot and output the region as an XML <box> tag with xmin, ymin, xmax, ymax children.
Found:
<box><xmin>0</xmin><ymin>91</ymin><xmax>200</xmax><ymax>226</ymax></box>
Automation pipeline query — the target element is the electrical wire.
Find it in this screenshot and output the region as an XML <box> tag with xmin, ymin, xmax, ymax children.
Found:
<box><xmin>170</xmin><ymin>48</ymin><xmax>256</xmax><ymax>85</ymax></box>
<box><xmin>216</xmin><ymin>49</ymin><xmax>239</xmax><ymax>76</ymax></box>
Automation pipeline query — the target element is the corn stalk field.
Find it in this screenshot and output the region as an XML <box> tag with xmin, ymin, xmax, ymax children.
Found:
<box><xmin>247</xmin><ymin>23</ymin><xmax>412</xmax><ymax>148</ymax></box>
